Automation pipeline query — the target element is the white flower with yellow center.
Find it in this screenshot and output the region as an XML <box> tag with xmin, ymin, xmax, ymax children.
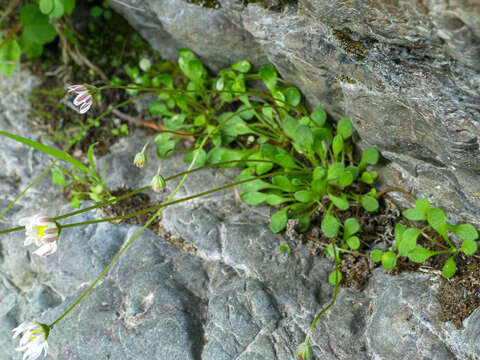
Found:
<box><xmin>24</xmin><ymin>215</ymin><xmax>59</xmax><ymax>257</ymax></box>
<box><xmin>12</xmin><ymin>321</ymin><xmax>50</xmax><ymax>360</ymax></box>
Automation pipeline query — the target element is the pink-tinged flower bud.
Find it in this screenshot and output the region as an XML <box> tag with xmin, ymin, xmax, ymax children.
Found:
<box><xmin>67</xmin><ymin>84</ymin><xmax>96</xmax><ymax>114</ymax></box>
<box><xmin>150</xmin><ymin>175</ymin><xmax>166</xmax><ymax>193</ymax></box>
<box><xmin>296</xmin><ymin>343</ymin><xmax>313</xmax><ymax>360</ymax></box>
<box><xmin>134</xmin><ymin>153</ymin><xmax>147</xmax><ymax>168</ymax></box>
<box><xmin>23</xmin><ymin>215</ymin><xmax>59</xmax><ymax>258</ymax></box>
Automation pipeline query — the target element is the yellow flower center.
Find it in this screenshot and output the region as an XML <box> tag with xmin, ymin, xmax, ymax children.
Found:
<box><xmin>29</xmin><ymin>329</ymin><xmax>40</xmax><ymax>341</ymax></box>
<box><xmin>36</xmin><ymin>225</ymin><xmax>48</xmax><ymax>239</ymax></box>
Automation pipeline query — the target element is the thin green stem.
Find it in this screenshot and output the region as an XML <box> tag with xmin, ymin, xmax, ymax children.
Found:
<box><xmin>59</xmin><ymin>169</ymin><xmax>306</xmax><ymax>230</ymax></box>
<box><xmin>304</xmin><ymin>242</ymin><xmax>339</xmax><ymax>344</ymax></box>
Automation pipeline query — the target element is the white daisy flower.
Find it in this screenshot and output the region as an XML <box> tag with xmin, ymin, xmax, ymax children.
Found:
<box><xmin>12</xmin><ymin>321</ymin><xmax>50</xmax><ymax>360</ymax></box>
<box><xmin>67</xmin><ymin>84</ymin><xmax>94</xmax><ymax>114</ymax></box>
<box><xmin>24</xmin><ymin>215</ymin><xmax>59</xmax><ymax>258</ymax></box>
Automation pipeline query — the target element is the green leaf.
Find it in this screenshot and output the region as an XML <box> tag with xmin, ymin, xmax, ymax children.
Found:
<box><xmin>361</xmin><ymin>195</ymin><xmax>379</xmax><ymax>212</ymax></box>
<box><xmin>337</xmin><ymin>117</ymin><xmax>353</xmax><ymax>140</ymax></box>
<box><xmin>448</xmin><ymin>224</ymin><xmax>479</xmax><ymax>242</ymax></box>
<box><xmin>272</xmin><ymin>175</ymin><xmax>296</xmax><ymax>192</ymax></box>
<box><xmin>360</xmin><ymin>171</ymin><xmax>378</xmax><ymax>185</ymax></box>
<box><xmin>329</xmin><ymin>269</ymin><xmax>342</xmax><ymax>285</ymax></box>
<box><xmin>461</xmin><ymin>240</ymin><xmax>478</xmax><ymax>255</ymax></box>
<box><xmin>344</xmin><ymin>218</ymin><xmax>360</xmax><ymax>238</ymax></box>
<box><xmin>221</xmin><ymin>116</ymin><xmax>251</xmax><ymax>137</ymax></box>
<box><xmin>20</xmin><ymin>4</ymin><xmax>57</xmax><ymax>44</ymax></box>
<box><xmin>415</xmin><ymin>198</ymin><xmax>430</xmax><ymax>214</ymax></box>
<box><xmin>407</xmin><ymin>246</ymin><xmax>433</xmax><ymax>263</ymax></box>
<box><xmin>164</xmin><ymin>114</ymin><xmax>186</xmax><ymax>130</ymax></box>
<box><xmin>394</xmin><ymin>223</ymin><xmax>405</xmax><ymax>248</ymax></box>
<box><xmin>294</xmin><ymin>190</ymin><xmax>318</xmax><ymax>203</ymax></box>
<box><xmin>187</xmin><ymin>60</ymin><xmax>206</xmax><ymax>82</ymax></box>
<box><xmin>310</xmin><ymin>108</ymin><xmax>326</xmax><ymax>127</ymax></box>
<box><xmin>50</xmin><ymin>0</ymin><xmax>64</xmax><ymax>18</ymax></box>
<box><xmin>241</xmin><ymin>179</ymin><xmax>275</xmax><ymax>193</ymax></box>
<box><xmin>241</xmin><ymin>192</ymin><xmax>268</xmax><ymax>206</ymax></box>
<box><xmin>51</xmin><ymin>170</ymin><xmax>67</xmax><ymax>187</ymax></box>
<box><xmin>346</xmin><ymin>236</ymin><xmax>360</xmax><ymax>250</ymax></box>
<box><xmin>370</xmin><ymin>249</ymin><xmax>383</xmax><ymax>262</ymax></box>
<box><xmin>427</xmin><ymin>208</ymin><xmax>447</xmax><ymax>239</ymax></box>
<box><xmin>275</xmin><ymin>153</ymin><xmax>300</xmax><ymax>169</ymax></box>
<box><xmin>19</xmin><ymin>32</ymin><xmax>43</xmax><ymax>58</ymax></box>
<box><xmin>332</xmin><ymin>134</ymin><xmax>344</xmax><ymax>158</ymax></box>
<box><xmin>381</xmin><ymin>251</ymin><xmax>397</xmax><ymax>270</ymax></box>
<box><xmin>232</xmin><ymin>60</ymin><xmax>251</xmax><ymax>73</ymax></box>
<box><xmin>360</xmin><ymin>147</ymin><xmax>379</xmax><ymax>166</ymax></box>
<box><xmin>183</xmin><ymin>149</ymin><xmax>206</xmax><ymax>166</ymax></box>
<box><xmin>259</xmin><ymin>64</ymin><xmax>277</xmax><ymax>91</ymax></box>
<box><xmin>398</xmin><ymin>228</ymin><xmax>420</xmax><ymax>257</ymax></box>
<box><xmin>0</xmin><ymin>131</ymin><xmax>96</xmax><ymax>179</ymax></box>
<box><xmin>311</xmin><ymin>178</ymin><xmax>326</xmax><ymax>195</ymax></box>
<box><xmin>313</xmin><ymin>167</ymin><xmax>326</xmax><ymax>180</ymax></box>
<box><xmin>284</xmin><ymin>87</ymin><xmax>301</xmax><ymax>107</ymax></box>
<box><xmin>282</xmin><ymin>115</ymin><xmax>297</xmax><ymax>139</ymax></box>
<box><xmin>265</xmin><ymin>194</ymin><xmax>290</xmax><ymax>206</ymax></box>
<box><xmin>322</xmin><ymin>214</ymin><xmax>339</xmax><ymax>238</ymax></box>
<box><xmin>90</xmin><ymin>6</ymin><xmax>103</xmax><ymax>17</ymax></box>
<box><xmin>294</xmin><ymin>124</ymin><xmax>314</xmax><ymax>153</ymax></box>
<box><xmin>39</xmin><ymin>0</ymin><xmax>54</xmax><ymax>15</ymax></box>
<box><xmin>338</xmin><ymin>171</ymin><xmax>354</xmax><ymax>188</ymax></box>
<box><xmin>155</xmin><ymin>133</ymin><xmax>176</xmax><ymax>158</ymax></box>
<box><xmin>328</xmin><ymin>193</ymin><xmax>349</xmax><ymax>210</ymax></box>
<box><xmin>403</xmin><ymin>208</ymin><xmax>426</xmax><ymax>221</ymax></box>
<box><xmin>442</xmin><ymin>257</ymin><xmax>457</xmax><ymax>278</ymax></box>
<box><xmin>270</xmin><ymin>208</ymin><xmax>288</xmax><ymax>233</ymax></box>
<box><xmin>0</xmin><ymin>39</ymin><xmax>21</xmax><ymax>77</ymax></box>
<box><xmin>87</xmin><ymin>142</ymin><xmax>100</xmax><ymax>181</ymax></box>
<box><xmin>327</xmin><ymin>162</ymin><xmax>345</xmax><ymax>183</ymax></box>
<box><xmin>279</xmin><ymin>245</ymin><xmax>291</xmax><ymax>253</ymax></box>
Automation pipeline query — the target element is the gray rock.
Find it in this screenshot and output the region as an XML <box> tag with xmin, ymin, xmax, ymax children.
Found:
<box><xmin>2</xmin><ymin>66</ymin><xmax>480</xmax><ymax>360</ymax></box>
<box><xmin>108</xmin><ymin>0</ymin><xmax>480</xmax><ymax>227</ymax></box>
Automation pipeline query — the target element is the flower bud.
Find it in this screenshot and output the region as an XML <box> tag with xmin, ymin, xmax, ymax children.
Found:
<box><xmin>296</xmin><ymin>343</ymin><xmax>313</xmax><ymax>360</ymax></box>
<box><xmin>134</xmin><ymin>152</ymin><xmax>147</xmax><ymax>168</ymax></box>
<box><xmin>150</xmin><ymin>174</ymin><xmax>166</xmax><ymax>193</ymax></box>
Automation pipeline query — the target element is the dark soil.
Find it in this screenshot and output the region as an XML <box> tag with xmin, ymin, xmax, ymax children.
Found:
<box><xmin>100</xmin><ymin>187</ymin><xmax>162</xmax><ymax>233</ymax></box>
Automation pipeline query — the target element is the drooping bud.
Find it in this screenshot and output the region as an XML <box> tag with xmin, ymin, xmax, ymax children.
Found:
<box><xmin>150</xmin><ymin>174</ymin><xmax>166</xmax><ymax>193</ymax></box>
<box><xmin>296</xmin><ymin>343</ymin><xmax>313</xmax><ymax>360</ymax></box>
<box><xmin>133</xmin><ymin>152</ymin><xmax>147</xmax><ymax>168</ymax></box>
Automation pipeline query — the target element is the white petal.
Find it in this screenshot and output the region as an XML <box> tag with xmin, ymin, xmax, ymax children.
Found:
<box><xmin>79</xmin><ymin>100</ymin><xmax>92</xmax><ymax>114</ymax></box>
<box><xmin>67</xmin><ymin>85</ymin><xmax>86</xmax><ymax>93</ymax></box>
<box><xmin>73</xmin><ymin>92</ymin><xmax>90</xmax><ymax>106</ymax></box>
<box><xmin>33</xmin><ymin>243</ymin><xmax>57</xmax><ymax>257</ymax></box>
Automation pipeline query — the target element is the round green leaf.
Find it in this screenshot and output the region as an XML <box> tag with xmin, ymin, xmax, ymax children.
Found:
<box><xmin>346</xmin><ymin>236</ymin><xmax>360</xmax><ymax>250</ymax></box>
<box><xmin>265</xmin><ymin>194</ymin><xmax>290</xmax><ymax>206</ymax></box>
<box><xmin>329</xmin><ymin>269</ymin><xmax>343</xmax><ymax>285</ymax></box>
<box><xmin>294</xmin><ymin>190</ymin><xmax>317</xmax><ymax>203</ymax></box>
<box><xmin>50</xmin><ymin>0</ymin><xmax>64</xmax><ymax>18</ymax></box>
<box><xmin>0</xmin><ymin>39</ymin><xmax>21</xmax><ymax>77</ymax></box>
<box><xmin>402</xmin><ymin>208</ymin><xmax>426</xmax><ymax>221</ymax></box>
<box><xmin>344</xmin><ymin>218</ymin><xmax>360</xmax><ymax>238</ymax></box>
<box><xmin>461</xmin><ymin>240</ymin><xmax>478</xmax><ymax>255</ymax></box>
<box><xmin>415</xmin><ymin>198</ymin><xmax>430</xmax><ymax>213</ymax></box>
<box><xmin>407</xmin><ymin>246</ymin><xmax>432</xmax><ymax>263</ymax></box>
<box><xmin>282</xmin><ymin>115</ymin><xmax>297</xmax><ymax>139</ymax></box>
<box><xmin>361</xmin><ymin>195</ymin><xmax>379</xmax><ymax>212</ymax></box>
<box><xmin>361</xmin><ymin>147</ymin><xmax>379</xmax><ymax>165</ymax></box>
<box><xmin>332</xmin><ymin>134</ymin><xmax>344</xmax><ymax>158</ymax></box>
<box><xmin>294</xmin><ymin>124</ymin><xmax>314</xmax><ymax>152</ymax></box>
<box><xmin>360</xmin><ymin>171</ymin><xmax>378</xmax><ymax>185</ymax></box>
<box><xmin>270</xmin><ymin>208</ymin><xmax>288</xmax><ymax>233</ymax></box>
<box><xmin>90</xmin><ymin>5</ymin><xmax>103</xmax><ymax>17</ymax></box>
<box><xmin>337</xmin><ymin>117</ymin><xmax>353</xmax><ymax>139</ymax></box>
<box><xmin>338</xmin><ymin>171</ymin><xmax>354</xmax><ymax>188</ymax></box>
<box><xmin>284</xmin><ymin>87</ymin><xmax>301</xmax><ymax>107</ymax></box>
<box><xmin>381</xmin><ymin>251</ymin><xmax>397</xmax><ymax>270</ymax></box>
<box><xmin>240</xmin><ymin>192</ymin><xmax>268</xmax><ymax>206</ymax></box>
<box><xmin>259</xmin><ymin>64</ymin><xmax>277</xmax><ymax>91</ymax></box>
<box><xmin>232</xmin><ymin>60</ymin><xmax>251</xmax><ymax>73</ymax></box>
<box><xmin>39</xmin><ymin>0</ymin><xmax>54</xmax><ymax>14</ymax></box>
<box><xmin>322</xmin><ymin>214</ymin><xmax>339</xmax><ymax>238</ymax></box>
<box><xmin>328</xmin><ymin>193</ymin><xmax>349</xmax><ymax>210</ymax></box>
<box><xmin>310</xmin><ymin>108</ymin><xmax>327</xmax><ymax>127</ymax></box>
<box><xmin>398</xmin><ymin>228</ymin><xmax>420</xmax><ymax>257</ymax></box>
<box><xmin>442</xmin><ymin>257</ymin><xmax>457</xmax><ymax>278</ymax></box>
<box><xmin>370</xmin><ymin>249</ymin><xmax>383</xmax><ymax>262</ymax></box>
<box><xmin>427</xmin><ymin>208</ymin><xmax>447</xmax><ymax>238</ymax></box>
<box><xmin>448</xmin><ymin>224</ymin><xmax>479</xmax><ymax>242</ymax></box>
<box><xmin>20</xmin><ymin>5</ymin><xmax>57</xmax><ymax>44</ymax></box>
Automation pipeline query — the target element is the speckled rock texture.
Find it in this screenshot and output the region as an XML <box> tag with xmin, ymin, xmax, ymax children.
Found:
<box><xmin>1</xmin><ymin>68</ymin><xmax>480</xmax><ymax>359</ymax></box>
<box><xmin>108</xmin><ymin>0</ymin><xmax>480</xmax><ymax>227</ymax></box>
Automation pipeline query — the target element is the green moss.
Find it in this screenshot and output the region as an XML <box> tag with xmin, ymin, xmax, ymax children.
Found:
<box><xmin>183</xmin><ymin>0</ymin><xmax>220</xmax><ymax>9</ymax></box>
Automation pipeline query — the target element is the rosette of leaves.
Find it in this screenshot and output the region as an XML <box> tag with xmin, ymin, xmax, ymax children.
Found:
<box><xmin>370</xmin><ymin>198</ymin><xmax>479</xmax><ymax>278</ymax></box>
